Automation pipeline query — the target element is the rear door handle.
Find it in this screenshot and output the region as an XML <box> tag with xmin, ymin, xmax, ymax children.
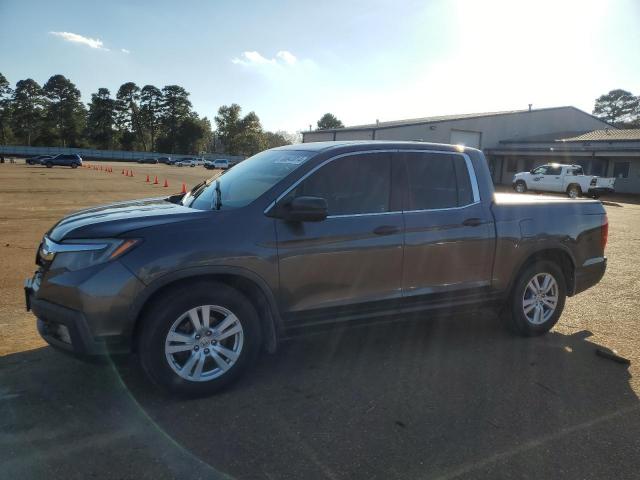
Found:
<box><xmin>373</xmin><ymin>225</ymin><xmax>400</xmax><ymax>235</ymax></box>
<box><xmin>462</xmin><ymin>218</ymin><xmax>483</xmax><ymax>227</ymax></box>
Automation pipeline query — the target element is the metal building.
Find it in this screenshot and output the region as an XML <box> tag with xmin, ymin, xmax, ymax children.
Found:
<box><xmin>302</xmin><ymin>106</ymin><xmax>640</xmax><ymax>194</ymax></box>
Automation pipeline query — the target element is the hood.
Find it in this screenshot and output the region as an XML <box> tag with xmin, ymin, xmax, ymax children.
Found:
<box><xmin>48</xmin><ymin>197</ymin><xmax>205</xmax><ymax>241</ymax></box>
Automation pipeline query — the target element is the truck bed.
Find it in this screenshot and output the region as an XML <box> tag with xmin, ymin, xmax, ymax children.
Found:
<box><xmin>494</xmin><ymin>192</ymin><xmax>602</xmax><ymax>207</ymax></box>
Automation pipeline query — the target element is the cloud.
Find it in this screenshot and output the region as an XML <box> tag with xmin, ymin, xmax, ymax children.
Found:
<box><xmin>121</xmin><ymin>48</ymin><xmax>130</xmax><ymax>54</ymax></box>
<box><xmin>49</xmin><ymin>31</ymin><xmax>108</xmax><ymax>50</ymax></box>
<box><xmin>232</xmin><ymin>50</ymin><xmax>298</xmax><ymax>67</ymax></box>
<box><xmin>276</xmin><ymin>51</ymin><xmax>297</xmax><ymax>65</ymax></box>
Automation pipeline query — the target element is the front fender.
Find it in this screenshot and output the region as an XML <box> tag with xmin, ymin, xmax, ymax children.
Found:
<box><xmin>125</xmin><ymin>265</ymin><xmax>282</xmax><ymax>351</ymax></box>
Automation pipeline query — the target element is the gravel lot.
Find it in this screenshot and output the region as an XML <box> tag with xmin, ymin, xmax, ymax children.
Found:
<box><xmin>1</xmin><ymin>161</ymin><xmax>639</xmax><ymax>479</ymax></box>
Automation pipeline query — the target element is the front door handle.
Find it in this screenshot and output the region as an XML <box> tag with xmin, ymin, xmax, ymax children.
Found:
<box><xmin>462</xmin><ymin>218</ymin><xmax>483</xmax><ymax>227</ymax></box>
<box><xmin>373</xmin><ymin>225</ymin><xmax>400</xmax><ymax>236</ymax></box>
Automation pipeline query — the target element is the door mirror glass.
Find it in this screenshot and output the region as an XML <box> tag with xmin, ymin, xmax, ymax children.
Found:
<box><xmin>277</xmin><ymin>196</ymin><xmax>328</xmax><ymax>222</ymax></box>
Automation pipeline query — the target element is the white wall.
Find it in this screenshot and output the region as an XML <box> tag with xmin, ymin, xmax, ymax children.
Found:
<box><xmin>302</xmin><ymin>131</ymin><xmax>336</xmax><ymax>142</ymax></box>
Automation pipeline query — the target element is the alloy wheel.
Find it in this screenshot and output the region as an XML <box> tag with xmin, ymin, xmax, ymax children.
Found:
<box><xmin>164</xmin><ymin>305</ymin><xmax>244</xmax><ymax>382</ymax></box>
<box><xmin>522</xmin><ymin>273</ymin><xmax>558</xmax><ymax>325</ymax></box>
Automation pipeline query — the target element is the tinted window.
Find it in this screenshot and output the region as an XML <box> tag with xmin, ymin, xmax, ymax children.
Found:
<box><xmin>532</xmin><ymin>166</ymin><xmax>548</xmax><ymax>175</ymax></box>
<box><xmin>293</xmin><ymin>153</ymin><xmax>391</xmax><ymax>215</ymax></box>
<box><xmin>404</xmin><ymin>153</ymin><xmax>474</xmax><ymax>210</ymax></box>
<box><xmin>546</xmin><ymin>166</ymin><xmax>562</xmax><ymax>175</ymax></box>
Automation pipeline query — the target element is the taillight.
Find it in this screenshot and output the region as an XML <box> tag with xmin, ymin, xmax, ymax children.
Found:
<box><xmin>601</xmin><ymin>215</ymin><xmax>608</xmax><ymax>251</ymax></box>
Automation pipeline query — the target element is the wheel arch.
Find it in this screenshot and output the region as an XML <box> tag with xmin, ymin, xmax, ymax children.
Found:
<box><xmin>128</xmin><ymin>267</ymin><xmax>282</xmax><ymax>354</ymax></box>
<box><xmin>508</xmin><ymin>247</ymin><xmax>576</xmax><ymax>298</ymax></box>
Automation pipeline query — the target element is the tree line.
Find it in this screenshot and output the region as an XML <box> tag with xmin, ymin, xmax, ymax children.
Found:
<box><xmin>0</xmin><ymin>72</ymin><xmax>299</xmax><ymax>156</ymax></box>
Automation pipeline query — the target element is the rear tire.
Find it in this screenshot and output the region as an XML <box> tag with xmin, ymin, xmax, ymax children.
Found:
<box><xmin>514</xmin><ymin>181</ymin><xmax>527</xmax><ymax>193</ymax></box>
<box><xmin>45</xmin><ymin>162</ymin><xmax>53</xmax><ymax>168</ymax></box>
<box><xmin>138</xmin><ymin>282</ymin><xmax>262</xmax><ymax>397</ymax></box>
<box><xmin>71</xmin><ymin>163</ymin><xmax>78</xmax><ymax>169</ymax></box>
<box><xmin>504</xmin><ymin>260</ymin><xmax>566</xmax><ymax>336</ymax></box>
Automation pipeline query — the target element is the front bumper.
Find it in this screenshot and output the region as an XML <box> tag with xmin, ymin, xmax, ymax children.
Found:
<box><xmin>25</xmin><ymin>260</ymin><xmax>145</xmax><ymax>356</ymax></box>
<box><xmin>26</xmin><ymin>277</ymin><xmax>105</xmax><ymax>355</ymax></box>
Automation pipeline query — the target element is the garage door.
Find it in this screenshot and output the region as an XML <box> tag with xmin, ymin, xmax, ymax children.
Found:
<box><xmin>450</xmin><ymin>130</ymin><xmax>481</xmax><ymax>149</ymax></box>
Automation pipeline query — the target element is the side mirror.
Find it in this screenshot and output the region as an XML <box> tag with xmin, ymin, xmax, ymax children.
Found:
<box><xmin>276</xmin><ymin>196</ymin><xmax>328</xmax><ymax>222</ymax></box>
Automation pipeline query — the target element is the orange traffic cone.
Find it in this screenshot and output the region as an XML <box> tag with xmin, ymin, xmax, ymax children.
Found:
<box><xmin>153</xmin><ymin>176</ymin><xmax>158</xmax><ymax>185</ymax></box>
<box><xmin>121</xmin><ymin>168</ymin><xmax>125</xmax><ymax>175</ymax></box>
<box><xmin>146</xmin><ymin>174</ymin><xmax>150</xmax><ymax>183</ymax></box>
<box><xmin>163</xmin><ymin>179</ymin><xmax>169</xmax><ymax>187</ymax></box>
<box><xmin>181</xmin><ymin>183</ymin><xmax>187</xmax><ymax>194</ymax></box>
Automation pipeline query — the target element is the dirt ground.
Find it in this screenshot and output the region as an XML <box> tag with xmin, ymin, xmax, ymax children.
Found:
<box><xmin>1</xmin><ymin>160</ymin><xmax>639</xmax><ymax>479</ymax></box>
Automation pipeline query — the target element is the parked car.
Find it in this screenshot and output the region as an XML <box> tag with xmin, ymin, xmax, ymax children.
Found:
<box><xmin>205</xmin><ymin>159</ymin><xmax>229</xmax><ymax>170</ymax></box>
<box><xmin>513</xmin><ymin>163</ymin><xmax>616</xmax><ymax>198</ymax></box>
<box><xmin>175</xmin><ymin>157</ymin><xmax>197</xmax><ymax>167</ymax></box>
<box><xmin>43</xmin><ymin>154</ymin><xmax>83</xmax><ymax>168</ymax></box>
<box><xmin>137</xmin><ymin>157</ymin><xmax>159</xmax><ymax>164</ymax></box>
<box><xmin>25</xmin><ymin>141</ymin><xmax>608</xmax><ymax>397</ymax></box>
<box><xmin>157</xmin><ymin>157</ymin><xmax>172</xmax><ymax>164</ymax></box>
<box><xmin>26</xmin><ymin>155</ymin><xmax>53</xmax><ymax>165</ymax></box>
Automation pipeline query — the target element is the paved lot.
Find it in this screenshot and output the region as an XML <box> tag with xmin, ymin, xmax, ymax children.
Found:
<box><xmin>1</xmin><ymin>161</ymin><xmax>639</xmax><ymax>479</ymax></box>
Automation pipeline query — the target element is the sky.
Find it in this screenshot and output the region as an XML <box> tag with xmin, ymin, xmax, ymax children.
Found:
<box><xmin>1</xmin><ymin>0</ymin><xmax>638</xmax><ymax>133</ymax></box>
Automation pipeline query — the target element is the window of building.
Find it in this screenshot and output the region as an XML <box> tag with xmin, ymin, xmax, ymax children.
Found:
<box><xmin>524</xmin><ymin>159</ymin><xmax>536</xmax><ymax>172</ymax></box>
<box><xmin>613</xmin><ymin>162</ymin><xmax>630</xmax><ymax>179</ymax></box>
<box><xmin>404</xmin><ymin>153</ymin><xmax>473</xmax><ymax>210</ymax></box>
<box><xmin>294</xmin><ymin>153</ymin><xmax>391</xmax><ymax>215</ymax></box>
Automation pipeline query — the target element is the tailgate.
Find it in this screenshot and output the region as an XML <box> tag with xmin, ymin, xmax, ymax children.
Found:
<box><xmin>595</xmin><ymin>177</ymin><xmax>615</xmax><ymax>189</ymax></box>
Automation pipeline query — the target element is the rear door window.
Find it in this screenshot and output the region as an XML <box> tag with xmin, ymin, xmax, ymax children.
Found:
<box><xmin>403</xmin><ymin>152</ymin><xmax>474</xmax><ymax>210</ymax></box>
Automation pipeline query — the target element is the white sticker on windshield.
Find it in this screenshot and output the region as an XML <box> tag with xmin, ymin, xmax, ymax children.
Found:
<box><xmin>274</xmin><ymin>155</ymin><xmax>307</xmax><ymax>165</ymax></box>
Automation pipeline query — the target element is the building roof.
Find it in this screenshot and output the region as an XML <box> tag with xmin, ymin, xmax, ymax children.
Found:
<box><xmin>499</xmin><ymin>131</ymin><xmax>590</xmax><ymax>144</ymax></box>
<box><xmin>559</xmin><ymin>129</ymin><xmax>640</xmax><ymax>142</ymax></box>
<box><xmin>304</xmin><ymin>106</ymin><xmax>610</xmax><ymax>134</ymax></box>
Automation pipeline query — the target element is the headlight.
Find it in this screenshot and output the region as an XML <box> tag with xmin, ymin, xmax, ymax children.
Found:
<box><xmin>49</xmin><ymin>238</ymin><xmax>140</xmax><ymax>271</ymax></box>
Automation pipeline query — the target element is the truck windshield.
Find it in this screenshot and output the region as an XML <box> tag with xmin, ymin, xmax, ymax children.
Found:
<box><xmin>185</xmin><ymin>149</ymin><xmax>313</xmax><ymax>210</ymax></box>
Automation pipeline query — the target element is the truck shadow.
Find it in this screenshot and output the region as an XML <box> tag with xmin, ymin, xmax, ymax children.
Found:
<box><xmin>1</xmin><ymin>313</ymin><xmax>638</xmax><ymax>479</ymax></box>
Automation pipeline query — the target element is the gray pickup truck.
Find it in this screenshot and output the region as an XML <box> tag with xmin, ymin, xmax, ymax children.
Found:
<box><xmin>25</xmin><ymin>141</ymin><xmax>608</xmax><ymax>396</ymax></box>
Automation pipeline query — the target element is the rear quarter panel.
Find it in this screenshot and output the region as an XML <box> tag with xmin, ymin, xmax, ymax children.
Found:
<box><xmin>491</xmin><ymin>193</ymin><xmax>606</xmax><ymax>294</ymax></box>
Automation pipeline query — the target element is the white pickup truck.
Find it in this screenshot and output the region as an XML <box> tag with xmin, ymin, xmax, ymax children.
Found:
<box><xmin>512</xmin><ymin>163</ymin><xmax>616</xmax><ymax>198</ymax></box>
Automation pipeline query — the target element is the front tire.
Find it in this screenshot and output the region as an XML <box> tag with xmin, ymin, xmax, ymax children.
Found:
<box><xmin>505</xmin><ymin>260</ymin><xmax>566</xmax><ymax>336</ymax></box>
<box><xmin>45</xmin><ymin>162</ymin><xmax>53</xmax><ymax>168</ymax></box>
<box><xmin>514</xmin><ymin>181</ymin><xmax>527</xmax><ymax>193</ymax></box>
<box><xmin>138</xmin><ymin>282</ymin><xmax>262</xmax><ymax>397</ymax></box>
